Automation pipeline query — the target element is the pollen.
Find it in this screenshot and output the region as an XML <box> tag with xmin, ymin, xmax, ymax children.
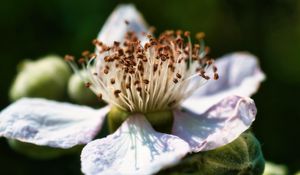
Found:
<box><xmin>66</xmin><ymin>28</ymin><xmax>218</xmax><ymax>113</ymax></box>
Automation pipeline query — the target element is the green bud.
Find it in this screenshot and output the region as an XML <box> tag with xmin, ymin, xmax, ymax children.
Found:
<box><xmin>295</xmin><ymin>171</ymin><xmax>300</xmax><ymax>175</ymax></box>
<box><xmin>67</xmin><ymin>70</ymin><xmax>99</xmax><ymax>106</ymax></box>
<box><xmin>263</xmin><ymin>162</ymin><xmax>288</xmax><ymax>175</ymax></box>
<box><xmin>9</xmin><ymin>55</ymin><xmax>71</xmax><ymax>101</ymax></box>
<box><xmin>157</xmin><ymin>132</ymin><xmax>265</xmax><ymax>175</ymax></box>
<box><xmin>7</xmin><ymin>139</ymin><xmax>82</xmax><ymax>159</ymax></box>
<box><xmin>107</xmin><ymin>106</ymin><xmax>173</xmax><ymax>133</ymax></box>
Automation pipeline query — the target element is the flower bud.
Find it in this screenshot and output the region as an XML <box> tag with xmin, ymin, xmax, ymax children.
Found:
<box><xmin>158</xmin><ymin>132</ymin><xmax>265</xmax><ymax>175</ymax></box>
<box><xmin>67</xmin><ymin>70</ymin><xmax>99</xmax><ymax>106</ymax></box>
<box><xmin>7</xmin><ymin>139</ymin><xmax>82</xmax><ymax>159</ymax></box>
<box><xmin>9</xmin><ymin>55</ymin><xmax>71</xmax><ymax>101</ymax></box>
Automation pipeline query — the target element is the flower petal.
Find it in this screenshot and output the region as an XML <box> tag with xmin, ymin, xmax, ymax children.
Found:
<box><xmin>182</xmin><ymin>52</ymin><xmax>265</xmax><ymax>114</ymax></box>
<box><xmin>174</xmin><ymin>96</ymin><xmax>256</xmax><ymax>152</ymax></box>
<box><xmin>96</xmin><ymin>4</ymin><xmax>148</xmax><ymax>47</ymax></box>
<box><xmin>0</xmin><ymin>98</ymin><xmax>109</xmax><ymax>148</ymax></box>
<box><xmin>81</xmin><ymin>114</ymin><xmax>190</xmax><ymax>175</ymax></box>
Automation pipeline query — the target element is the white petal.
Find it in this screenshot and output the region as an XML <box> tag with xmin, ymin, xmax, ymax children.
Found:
<box><xmin>81</xmin><ymin>114</ymin><xmax>190</xmax><ymax>175</ymax></box>
<box><xmin>96</xmin><ymin>4</ymin><xmax>148</xmax><ymax>47</ymax></box>
<box><xmin>0</xmin><ymin>98</ymin><xmax>109</xmax><ymax>148</ymax></box>
<box><xmin>182</xmin><ymin>52</ymin><xmax>265</xmax><ymax>114</ymax></box>
<box><xmin>174</xmin><ymin>96</ymin><xmax>256</xmax><ymax>152</ymax></box>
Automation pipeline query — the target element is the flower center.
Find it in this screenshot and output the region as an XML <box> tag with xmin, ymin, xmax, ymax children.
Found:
<box><xmin>65</xmin><ymin>29</ymin><xmax>218</xmax><ymax>113</ymax></box>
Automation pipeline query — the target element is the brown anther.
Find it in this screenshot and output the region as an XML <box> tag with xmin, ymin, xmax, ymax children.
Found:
<box><xmin>125</xmin><ymin>20</ymin><xmax>130</xmax><ymax>25</ymax></box>
<box><xmin>206</xmin><ymin>59</ymin><xmax>213</xmax><ymax>65</ymax></box>
<box><xmin>153</xmin><ymin>64</ymin><xmax>158</xmax><ymax>72</ymax></box>
<box><xmin>92</xmin><ymin>39</ymin><xmax>99</xmax><ymax>45</ymax></box>
<box><xmin>114</xmin><ymin>90</ymin><xmax>122</xmax><ymax>98</ymax></box>
<box><xmin>118</xmin><ymin>49</ymin><xmax>124</xmax><ymax>55</ymax></box>
<box><xmin>214</xmin><ymin>73</ymin><xmax>219</xmax><ymax>80</ymax></box>
<box><xmin>114</xmin><ymin>41</ymin><xmax>120</xmax><ymax>47</ymax></box>
<box><xmin>125</xmin><ymin>84</ymin><xmax>130</xmax><ymax>89</ymax></box>
<box><xmin>199</xmin><ymin>69</ymin><xmax>206</xmax><ymax>75</ymax></box>
<box><xmin>97</xmin><ymin>93</ymin><xmax>102</xmax><ymax>101</ymax></box>
<box><xmin>78</xmin><ymin>58</ymin><xmax>85</xmax><ymax>64</ymax></box>
<box><xmin>85</xmin><ymin>82</ymin><xmax>92</xmax><ymax>88</ymax></box>
<box><xmin>168</xmin><ymin>100</ymin><xmax>176</xmax><ymax>107</ymax></box>
<box><xmin>176</xmin><ymin>73</ymin><xmax>182</xmax><ymax>79</ymax></box>
<box><xmin>184</xmin><ymin>31</ymin><xmax>190</xmax><ymax>37</ymax></box>
<box><xmin>196</xmin><ymin>32</ymin><xmax>205</xmax><ymax>40</ymax></box>
<box><xmin>82</xmin><ymin>50</ymin><xmax>90</xmax><ymax>57</ymax></box>
<box><xmin>173</xmin><ymin>78</ymin><xmax>179</xmax><ymax>84</ymax></box>
<box><xmin>142</xmin><ymin>57</ymin><xmax>148</xmax><ymax>62</ymax></box>
<box><xmin>143</xmin><ymin>79</ymin><xmax>149</xmax><ymax>84</ymax></box>
<box><xmin>89</xmin><ymin>53</ymin><xmax>97</xmax><ymax>59</ymax></box>
<box><xmin>204</xmin><ymin>75</ymin><xmax>210</xmax><ymax>80</ymax></box>
<box><xmin>150</xmin><ymin>41</ymin><xmax>157</xmax><ymax>45</ymax></box>
<box><xmin>213</xmin><ymin>66</ymin><xmax>218</xmax><ymax>72</ymax></box>
<box><xmin>136</xmin><ymin>86</ymin><xmax>142</xmax><ymax>92</ymax></box>
<box><xmin>110</xmin><ymin>78</ymin><xmax>116</xmax><ymax>84</ymax></box>
<box><xmin>104</xmin><ymin>69</ymin><xmax>109</xmax><ymax>74</ymax></box>
<box><xmin>64</xmin><ymin>55</ymin><xmax>74</xmax><ymax>62</ymax></box>
<box><xmin>134</xmin><ymin>80</ymin><xmax>140</xmax><ymax>86</ymax></box>
<box><xmin>93</xmin><ymin>72</ymin><xmax>98</xmax><ymax>76</ymax></box>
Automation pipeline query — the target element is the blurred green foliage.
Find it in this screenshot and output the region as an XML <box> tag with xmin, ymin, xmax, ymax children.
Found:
<box><xmin>0</xmin><ymin>0</ymin><xmax>300</xmax><ymax>174</ymax></box>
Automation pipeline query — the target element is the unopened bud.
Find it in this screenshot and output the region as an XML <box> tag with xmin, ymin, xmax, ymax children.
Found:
<box><xmin>158</xmin><ymin>132</ymin><xmax>265</xmax><ymax>175</ymax></box>
<box><xmin>9</xmin><ymin>55</ymin><xmax>71</xmax><ymax>101</ymax></box>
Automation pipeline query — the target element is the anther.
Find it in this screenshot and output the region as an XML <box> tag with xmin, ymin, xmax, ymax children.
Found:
<box><xmin>85</xmin><ymin>82</ymin><xmax>92</xmax><ymax>88</ymax></box>
<box><xmin>168</xmin><ymin>100</ymin><xmax>176</xmax><ymax>107</ymax></box>
<box><xmin>110</xmin><ymin>78</ymin><xmax>116</xmax><ymax>84</ymax></box>
<box><xmin>176</xmin><ymin>73</ymin><xmax>182</xmax><ymax>79</ymax></box>
<box><xmin>213</xmin><ymin>65</ymin><xmax>218</xmax><ymax>72</ymax></box>
<box><xmin>124</xmin><ymin>20</ymin><xmax>130</xmax><ymax>25</ymax></box>
<box><xmin>114</xmin><ymin>90</ymin><xmax>122</xmax><ymax>98</ymax></box>
<box><xmin>153</xmin><ymin>64</ymin><xmax>158</xmax><ymax>72</ymax></box>
<box><xmin>104</xmin><ymin>69</ymin><xmax>109</xmax><ymax>74</ymax></box>
<box><xmin>114</xmin><ymin>41</ymin><xmax>120</xmax><ymax>47</ymax></box>
<box><xmin>184</xmin><ymin>31</ymin><xmax>190</xmax><ymax>37</ymax></box>
<box><xmin>136</xmin><ymin>86</ymin><xmax>142</xmax><ymax>92</ymax></box>
<box><xmin>64</xmin><ymin>55</ymin><xmax>74</xmax><ymax>62</ymax></box>
<box><xmin>173</xmin><ymin>78</ymin><xmax>179</xmax><ymax>84</ymax></box>
<box><xmin>97</xmin><ymin>93</ymin><xmax>102</xmax><ymax>101</ymax></box>
<box><xmin>78</xmin><ymin>58</ymin><xmax>85</xmax><ymax>64</ymax></box>
<box><xmin>214</xmin><ymin>73</ymin><xmax>219</xmax><ymax>80</ymax></box>
<box><xmin>82</xmin><ymin>50</ymin><xmax>90</xmax><ymax>57</ymax></box>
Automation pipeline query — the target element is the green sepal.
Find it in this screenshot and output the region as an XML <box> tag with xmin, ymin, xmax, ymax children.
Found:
<box><xmin>7</xmin><ymin>139</ymin><xmax>83</xmax><ymax>159</ymax></box>
<box><xmin>157</xmin><ymin>131</ymin><xmax>265</xmax><ymax>175</ymax></box>
<box><xmin>107</xmin><ymin>106</ymin><xmax>173</xmax><ymax>133</ymax></box>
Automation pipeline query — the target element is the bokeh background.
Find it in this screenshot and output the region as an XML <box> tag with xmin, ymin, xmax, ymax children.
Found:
<box><xmin>0</xmin><ymin>0</ymin><xmax>299</xmax><ymax>174</ymax></box>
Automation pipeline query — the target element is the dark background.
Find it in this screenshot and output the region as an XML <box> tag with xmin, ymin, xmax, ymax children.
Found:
<box><xmin>0</xmin><ymin>0</ymin><xmax>299</xmax><ymax>174</ymax></box>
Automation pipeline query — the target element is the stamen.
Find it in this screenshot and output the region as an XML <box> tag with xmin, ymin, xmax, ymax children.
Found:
<box><xmin>67</xmin><ymin>29</ymin><xmax>217</xmax><ymax>113</ymax></box>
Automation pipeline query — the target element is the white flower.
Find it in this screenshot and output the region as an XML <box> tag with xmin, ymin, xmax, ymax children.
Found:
<box><xmin>0</xmin><ymin>4</ymin><xmax>265</xmax><ymax>175</ymax></box>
